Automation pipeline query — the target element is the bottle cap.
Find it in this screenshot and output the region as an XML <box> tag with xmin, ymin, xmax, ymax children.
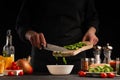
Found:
<box><xmin>103</xmin><ymin>43</ymin><xmax>113</xmax><ymax>51</ymax></box>
<box><xmin>93</xmin><ymin>45</ymin><xmax>102</xmax><ymax>51</ymax></box>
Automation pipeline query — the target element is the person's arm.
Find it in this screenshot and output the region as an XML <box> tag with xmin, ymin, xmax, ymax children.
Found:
<box><xmin>16</xmin><ymin>0</ymin><xmax>46</xmax><ymax>48</ymax></box>
<box><xmin>82</xmin><ymin>27</ymin><xmax>98</xmax><ymax>45</ymax></box>
<box><xmin>16</xmin><ymin>0</ymin><xmax>32</xmax><ymax>42</ymax></box>
<box><xmin>83</xmin><ymin>0</ymin><xmax>99</xmax><ymax>33</ymax></box>
<box><xmin>25</xmin><ymin>30</ymin><xmax>46</xmax><ymax>48</ymax></box>
<box><xmin>82</xmin><ymin>0</ymin><xmax>99</xmax><ymax>45</ymax></box>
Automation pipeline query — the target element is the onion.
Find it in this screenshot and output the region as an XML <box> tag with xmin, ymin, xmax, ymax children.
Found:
<box><xmin>16</xmin><ymin>58</ymin><xmax>33</xmax><ymax>74</ymax></box>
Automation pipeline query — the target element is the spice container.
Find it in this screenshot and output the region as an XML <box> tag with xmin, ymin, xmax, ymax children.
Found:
<box><xmin>89</xmin><ymin>58</ymin><xmax>95</xmax><ymax>65</ymax></box>
<box><xmin>81</xmin><ymin>58</ymin><xmax>89</xmax><ymax>71</ymax></box>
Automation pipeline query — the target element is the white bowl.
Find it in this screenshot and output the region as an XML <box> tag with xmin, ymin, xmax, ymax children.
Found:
<box><xmin>47</xmin><ymin>65</ymin><xmax>74</xmax><ymax>75</ymax></box>
<box><xmin>4</xmin><ymin>69</ymin><xmax>23</xmax><ymax>76</ymax></box>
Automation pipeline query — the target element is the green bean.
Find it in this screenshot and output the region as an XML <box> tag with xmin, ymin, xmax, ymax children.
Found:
<box><xmin>62</xmin><ymin>57</ymin><xmax>67</xmax><ymax>65</ymax></box>
<box><xmin>54</xmin><ymin>56</ymin><xmax>67</xmax><ymax>65</ymax></box>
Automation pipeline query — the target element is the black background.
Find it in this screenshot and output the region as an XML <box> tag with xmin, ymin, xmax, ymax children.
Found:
<box><xmin>0</xmin><ymin>0</ymin><xmax>120</xmax><ymax>60</ymax></box>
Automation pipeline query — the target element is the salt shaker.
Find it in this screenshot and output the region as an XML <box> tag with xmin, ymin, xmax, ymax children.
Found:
<box><xmin>93</xmin><ymin>45</ymin><xmax>102</xmax><ymax>64</ymax></box>
<box><xmin>103</xmin><ymin>43</ymin><xmax>113</xmax><ymax>64</ymax></box>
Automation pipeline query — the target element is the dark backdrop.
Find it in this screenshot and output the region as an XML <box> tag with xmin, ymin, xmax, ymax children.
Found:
<box><xmin>0</xmin><ymin>0</ymin><xmax>120</xmax><ymax>60</ymax></box>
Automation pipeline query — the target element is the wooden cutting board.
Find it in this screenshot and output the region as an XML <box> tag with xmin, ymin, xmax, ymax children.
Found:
<box><xmin>52</xmin><ymin>41</ymin><xmax>93</xmax><ymax>57</ymax></box>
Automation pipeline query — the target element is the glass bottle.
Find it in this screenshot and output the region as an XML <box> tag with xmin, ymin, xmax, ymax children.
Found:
<box><xmin>2</xmin><ymin>29</ymin><xmax>15</xmax><ymax>62</ymax></box>
<box><xmin>116</xmin><ymin>58</ymin><xmax>120</xmax><ymax>75</ymax></box>
<box><xmin>89</xmin><ymin>58</ymin><xmax>95</xmax><ymax>65</ymax></box>
<box><xmin>81</xmin><ymin>58</ymin><xmax>89</xmax><ymax>71</ymax></box>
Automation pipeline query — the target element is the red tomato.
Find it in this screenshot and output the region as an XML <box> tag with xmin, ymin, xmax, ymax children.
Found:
<box><xmin>11</xmin><ymin>64</ymin><xmax>20</xmax><ymax>70</ymax></box>
<box><xmin>6</xmin><ymin>67</ymin><xmax>11</xmax><ymax>70</ymax></box>
<box><xmin>8</xmin><ymin>71</ymin><xmax>14</xmax><ymax>76</ymax></box>
<box><xmin>15</xmin><ymin>66</ymin><xmax>20</xmax><ymax>70</ymax></box>
<box><xmin>12</xmin><ymin>62</ymin><xmax>17</xmax><ymax>66</ymax></box>
<box><xmin>78</xmin><ymin>71</ymin><xmax>86</xmax><ymax>77</ymax></box>
<box><xmin>107</xmin><ymin>73</ymin><xmax>115</xmax><ymax>78</ymax></box>
<box><xmin>18</xmin><ymin>71</ymin><xmax>24</xmax><ymax>76</ymax></box>
<box><xmin>11</xmin><ymin>65</ymin><xmax>17</xmax><ymax>70</ymax></box>
<box><xmin>100</xmin><ymin>73</ymin><xmax>107</xmax><ymax>78</ymax></box>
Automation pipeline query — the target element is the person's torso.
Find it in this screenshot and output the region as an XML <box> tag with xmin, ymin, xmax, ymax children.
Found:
<box><xmin>30</xmin><ymin>0</ymin><xmax>88</xmax><ymax>45</ymax></box>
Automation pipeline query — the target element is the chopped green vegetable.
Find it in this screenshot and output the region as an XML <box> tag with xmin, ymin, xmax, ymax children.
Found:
<box><xmin>64</xmin><ymin>42</ymin><xmax>86</xmax><ymax>50</ymax></box>
<box><xmin>62</xmin><ymin>57</ymin><xmax>67</xmax><ymax>65</ymax></box>
<box><xmin>54</xmin><ymin>56</ymin><xmax>58</xmax><ymax>61</ymax></box>
<box><xmin>53</xmin><ymin>42</ymin><xmax>86</xmax><ymax>64</ymax></box>
<box><xmin>88</xmin><ymin>65</ymin><xmax>114</xmax><ymax>73</ymax></box>
<box><xmin>54</xmin><ymin>56</ymin><xmax>67</xmax><ymax>65</ymax></box>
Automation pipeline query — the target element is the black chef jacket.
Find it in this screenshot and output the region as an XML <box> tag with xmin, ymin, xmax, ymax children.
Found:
<box><xmin>16</xmin><ymin>0</ymin><xmax>99</xmax><ymax>74</ymax></box>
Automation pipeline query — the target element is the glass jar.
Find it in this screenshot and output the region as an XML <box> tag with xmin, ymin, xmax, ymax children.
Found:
<box><xmin>81</xmin><ymin>58</ymin><xmax>89</xmax><ymax>71</ymax></box>
<box><xmin>116</xmin><ymin>58</ymin><xmax>120</xmax><ymax>75</ymax></box>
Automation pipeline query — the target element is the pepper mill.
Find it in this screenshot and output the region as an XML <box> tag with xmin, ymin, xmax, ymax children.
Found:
<box><xmin>93</xmin><ymin>45</ymin><xmax>102</xmax><ymax>64</ymax></box>
<box><xmin>103</xmin><ymin>43</ymin><xmax>113</xmax><ymax>64</ymax></box>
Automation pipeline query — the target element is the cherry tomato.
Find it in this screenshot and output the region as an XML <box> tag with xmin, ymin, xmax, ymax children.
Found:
<box><xmin>78</xmin><ymin>71</ymin><xmax>86</xmax><ymax>77</ymax></box>
<box><xmin>8</xmin><ymin>71</ymin><xmax>14</xmax><ymax>76</ymax></box>
<box><xmin>6</xmin><ymin>67</ymin><xmax>11</xmax><ymax>70</ymax></box>
<box><xmin>100</xmin><ymin>73</ymin><xmax>107</xmax><ymax>78</ymax></box>
<box><xmin>11</xmin><ymin>63</ymin><xmax>20</xmax><ymax>70</ymax></box>
<box><xmin>107</xmin><ymin>73</ymin><xmax>115</xmax><ymax>78</ymax></box>
<box><xmin>18</xmin><ymin>71</ymin><xmax>24</xmax><ymax>76</ymax></box>
<box><xmin>11</xmin><ymin>65</ymin><xmax>17</xmax><ymax>70</ymax></box>
<box><xmin>15</xmin><ymin>66</ymin><xmax>20</xmax><ymax>70</ymax></box>
<box><xmin>12</xmin><ymin>62</ymin><xmax>17</xmax><ymax>66</ymax></box>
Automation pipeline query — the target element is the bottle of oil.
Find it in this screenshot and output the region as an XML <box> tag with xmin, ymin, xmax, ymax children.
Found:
<box><xmin>2</xmin><ymin>29</ymin><xmax>15</xmax><ymax>62</ymax></box>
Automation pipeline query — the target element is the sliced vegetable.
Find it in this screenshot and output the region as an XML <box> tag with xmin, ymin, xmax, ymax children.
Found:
<box><xmin>64</xmin><ymin>42</ymin><xmax>86</xmax><ymax>50</ymax></box>
<box><xmin>54</xmin><ymin>55</ymin><xmax>67</xmax><ymax>65</ymax></box>
<box><xmin>62</xmin><ymin>57</ymin><xmax>67</xmax><ymax>65</ymax></box>
<box><xmin>88</xmin><ymin>64</ymin><xmax>114</xmax><ymax>73</ymax></box>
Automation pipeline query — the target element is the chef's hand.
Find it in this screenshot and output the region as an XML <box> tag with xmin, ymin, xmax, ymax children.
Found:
<box><xmin>25</xmin><ymin>30</ymin><xmax>47</xmax><ymax>48</ymax></box>
<box><xmin>82</xmin><ymin>27</ymin><xmax>99</xmax><ymax>45</ymax></box>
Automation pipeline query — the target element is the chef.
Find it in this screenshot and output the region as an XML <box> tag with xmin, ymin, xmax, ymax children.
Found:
<box><xmin>16</xmin><ymin>0</ymin><xmax>99</xmax><ymax>74</ymax></box>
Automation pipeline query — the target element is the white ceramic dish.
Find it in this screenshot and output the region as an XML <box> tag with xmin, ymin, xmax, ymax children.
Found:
<box><xmin>47</xmin><ymin>65</ymin><xmax>74</xmax><ymax>75</ymax></box>
<box><xmin>4</xmin><ymin>69</ymin><xmax>23</xmax><ymax>76</ymax></box>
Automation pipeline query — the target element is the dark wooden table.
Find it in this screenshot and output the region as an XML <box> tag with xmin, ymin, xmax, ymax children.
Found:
<box><xmin>0</xmin><ymin>74</ymin><xmax>120</xmax><ymax>80</ymax></box>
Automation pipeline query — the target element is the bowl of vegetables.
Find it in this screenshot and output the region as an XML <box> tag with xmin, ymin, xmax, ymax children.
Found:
<box><xmin>46</xmin><ymin>65</ymin><xmax>74</xmax><ymax>75</ymax></box>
